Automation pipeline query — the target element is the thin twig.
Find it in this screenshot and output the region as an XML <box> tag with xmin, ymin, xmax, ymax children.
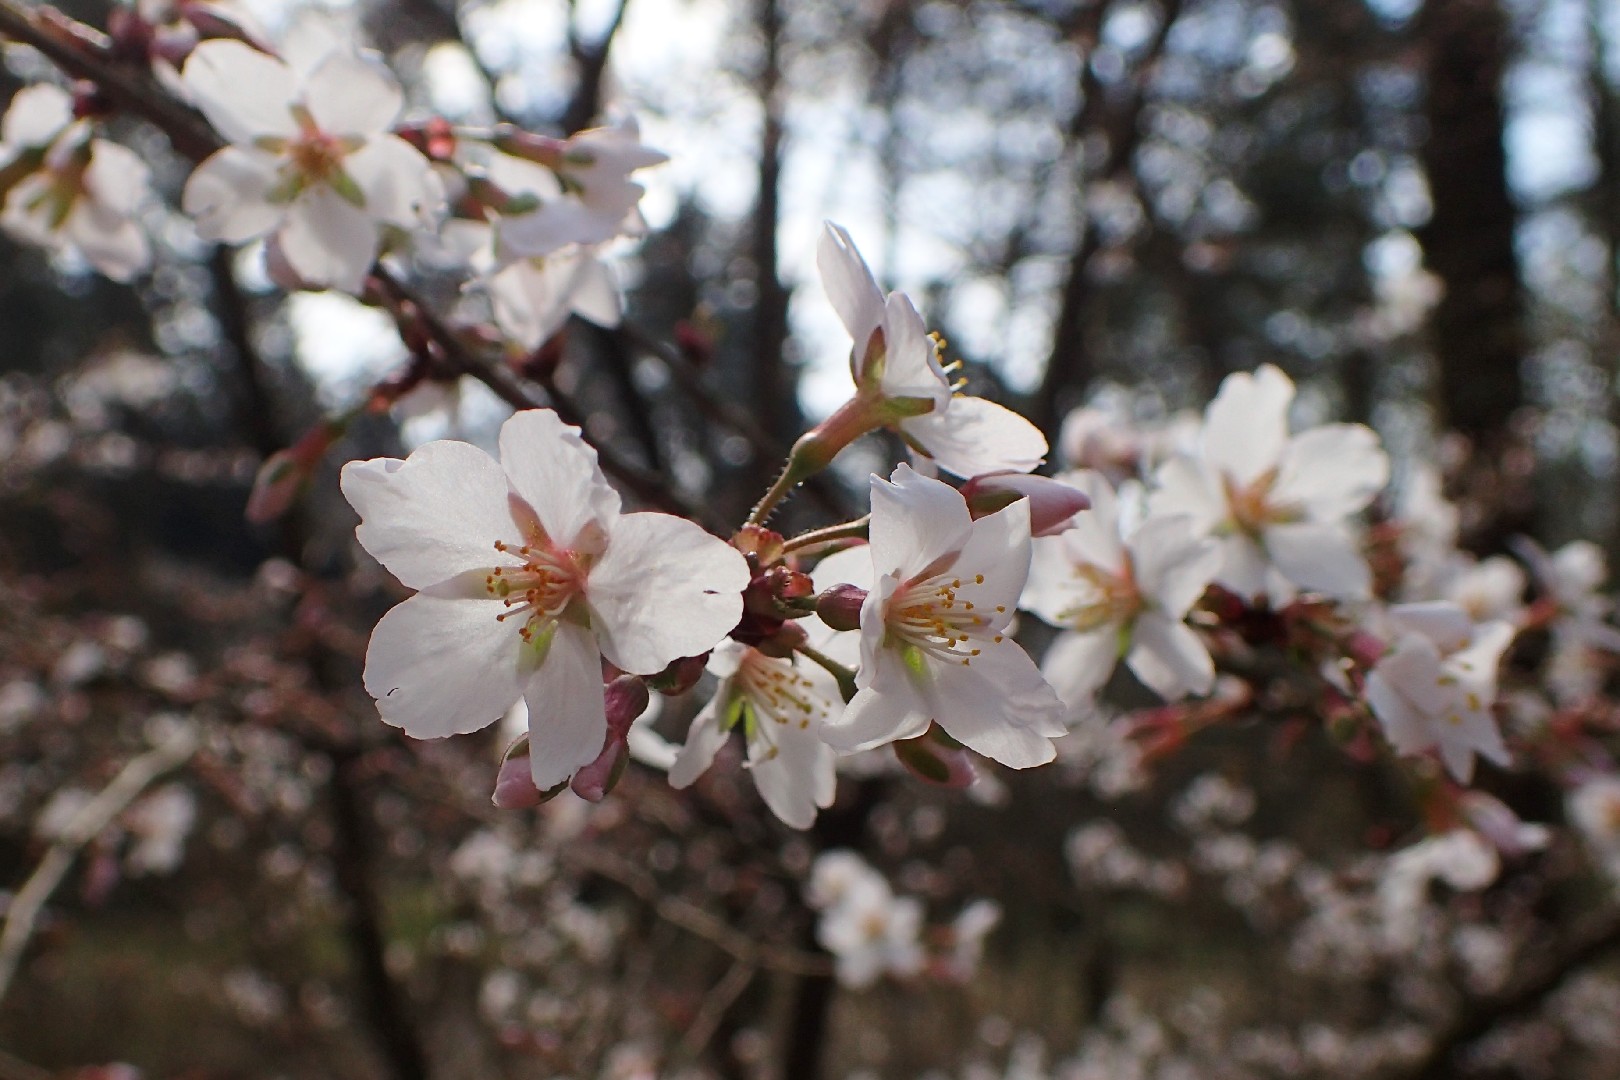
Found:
<box><xmin>675</xmin><ymin>959</ymin><xmax>756</xmax><ymax>1066</ymax></box>
<box><xmin>0</xmin><ymin>728</ymin><xmax>199</xmax><ymax>1003</ymax></box>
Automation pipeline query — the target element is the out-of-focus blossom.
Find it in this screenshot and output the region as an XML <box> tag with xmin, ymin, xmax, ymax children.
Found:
<box><xmin>1365</xmin><ymin>602</ymin><xmax>1514</xmax><ymax>783</ymax></box>
<box><xmin>1024</xmin><ymin>472</ymin><xmax>1221</xmax><ymax>708</ymax></box>
<box><xmin>1569</xmin><ymin>776</ymin><xmax>1620</xmax><ymax>882</ymax></box>
<box><xmin>0</xmin><ymin>84</ymin><xmax>151</xmax><ymax>280</ymax></box>
<box><xmin>1149</xmin><ymin>365</ymin><xmax>1389</xmax><ymax>602</ymax></box>
<box><xmin>806</xmin><ymin>850</ymin><xmax>925</xmax><ymax>988</ymax></box>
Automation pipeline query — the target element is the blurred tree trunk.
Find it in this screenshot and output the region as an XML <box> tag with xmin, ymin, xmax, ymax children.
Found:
<box><xmin>751</xmin><ymin>0</ymin><xmax>798</xmax><ymax>481</ymax></box>
<box><xmin>1417</xmin><ymin>0</ymin><xmax>1532</xmax><ymax>546</ymax></box>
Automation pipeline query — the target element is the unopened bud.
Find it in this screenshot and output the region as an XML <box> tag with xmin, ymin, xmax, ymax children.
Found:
<box><xmin>647</xmin><ymin>653</ymin><xmax>707</xmax><ymax>696</ymax></box>
<box><xmin>961</xmin><ymin>472</ymin><xmax>1090</xmax><ymax>537</ymax></box>
<box><xmin>894</xmin><ymin>727</ymin><xmax>976</xmax><ymax>788</ymax></box>
<box><xmin>815</xmin><ymin>584</ymin><xmax>868</xmax><ymax>632</ymax></box>
<box><xmin>245</xmin><ymin>420</ymin><xmax>343</xmax><ymax>524</ymax></box>
<box><xmin>490</xmin><ymin>124</ymin><xmax>565</xmax><ymax>168</ymax></box>
<box><xmin>491</xmin><ymin>734</ymin><xmax>566</xmax><ymax>809</ymax></box>
<box><xmin>755</xmin><ymin>619</ymin><xmax>808</xmax><ymax>659</ymax></box>
<box><xmin>570</xmin><ymin>676</ymin><xmax>651</xmax><ymax>802</ymax></box>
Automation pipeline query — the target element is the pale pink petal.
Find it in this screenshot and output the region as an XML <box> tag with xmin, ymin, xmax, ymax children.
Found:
<box><xmin>523</xmin><ymin>620</ymin><xmax>607</xmax><ymax>790</ymax></box>
<box><xmin>344</xmin><ymin>134</ymin><xmax>443</xmax><ymax>229</ymax></box>
<box><xmin>341</xmin><ymin>441</ymin><xmax>519</xmax><ymax>589</ymax></box>
<box><xmin>1056</xmin><ymin>471</ymin><xmax>1126</xmax><ymax>570</ymax></box>
<box><xmin>901</xmin><ymin>396</ymin><xmax>1047</xmax><ymax>478</ymax></box>
<box><xmin>278</xmin><ymin>186</ymin><xmax>379</xmax><ymax>293</ymax></box>
<box><xmin>1129</xmin><ymin>515</ymin><xmax>1221</xmax><ymax>618</ymax></box>
<box><xmin>1214</xmin><ymin>533</ymin><xmax>1271</xmax><ymax>600</ymax></box>
<box><xmin>927</xmin><ymin>641</ymin><xmax>1063</xmax><ymax>767</ymax></box>
<box><xmin>303</xmin><ymin>50</ymin><xmax>403</xmax><ymax>136</ymax></box>
<box><xmin>1265</xmin><ymin>521</ymin><xmax>1371</xmax><ymax>598</ymax></box>
<box><xmin>1201</xmin><ymin>364</ymin><xmax>1293</xmax><ymax>485</ymax></box>
<box><xmin>1273</xmin><ymin>423</ymin><xmax>1389</xmax><ymax>521</ymax></box>
<box><xmin>568</xmin><ymin>253</ymin><xmax>623</xmax><ymax>326</ymax></box>
<box><xmin>810</xmin><ymin>545</ymin><xmax>875</xmax><ymax>594</ymax></box>
<box><xmin>182</xmin><ymin>41</ymin><xmax>299</xmax><ymax>144</ymax></box>
<box><xmin>1366</xmin><ymin>667</ymin><xmax>1432</xmax><ymax>757</ymax></box>
<box><xmin>495</xmin><ymin>408</ymin><xmax>621</xmax><ymax>546</ymax></box>
<box><xmin>667</xmin><ymin>697</ymin><xmax>731</xmax><ymax>789</ymax></box>
<box><xmin>1040</xmin><ymin>627</ymin><xmax>1120</xmax><ymax>707</ymax></box>
<box><xmin>1126</xmin><ymin>612</ymin><xmax>1214</xmax><ymax>700</ymax></box>
<box><xmin>64</xmin><ymin>205</ymin><xmax>149</xmax><ymax>282</ymax></box>
<box><xmin>868</xmin><ymin>463</ymin><xmax>972</xmax><ymax>580</ymax></box>
<box><xmin>362</xmin><ymin>591</ymin><xmax>526</xmax><ymax>738</ymax></box>
<box><xmin>84</xmin><ymin>140</ymin><xmax>149</xmax><ymax>217</ymax></box>
<box><xmin>1375</xmin><ymin>634</ymin><xmax>1451</xmax><ymax>716</ymax></box>
<box><xmin>587</xmin><ymin>513</ymin><xmax>750</xmax><ymax>675</ymax></box>
<box><xmin>182</xmin><ymin>147</ymin><xmax>282</xmax><ymax>243</ymax></box>
<box><xmin>817</xmin><ymin>221</ymin><xmax>884</xmax><ymax>361</ymax></box>
<box><xmin>2</xmin><ymin>84</ymin><xmax>72</xmax><ymax>149</ymax></box>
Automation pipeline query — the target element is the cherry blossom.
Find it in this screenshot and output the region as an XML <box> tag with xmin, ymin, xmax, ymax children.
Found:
<box><xmin>1364</xmin><ymin>602</ymin><xmax>1515</xmax><ymax>783</ymax></box>
<box><xmin>1023</xmin><ymin>471</ymin><xmax>1222</xmax><ymax>708</ymax></box>
<box><xmin>816</xmin><ymin>223</ymin><xmax>1047</xmax><ymax>477</ymax></box>
<box><xmin>806</xmin><ymin>850</ymin><xmax>925</xmax><ymax>988</ymax></box>
<box><xmin>1149</xmin><ymin>364</ymin><xmax>1389</xmax><ymax>601</ymax></box>
<box><xmin>340</xmin><ymin>408</ymin><xmax>750</xmax><ymax>790</ymax></box>
<box><xmin>667</xmin><ymin>639</ymin><xmax>839</xmax><ymax>828</ymax></box>
<box><xmin>180</xmin><ymin>40</ymin><xmax>443</xmax><ymax>293</ymax></box>
<box><xmin>0</xmin><ymin>84</ymin><xmax>151</xmax><ymax>281</ymax></box>
<box><xmin>820</xmin><ymin>464</ymin><xmax>1066</xmax><ymax>767</ymax></box>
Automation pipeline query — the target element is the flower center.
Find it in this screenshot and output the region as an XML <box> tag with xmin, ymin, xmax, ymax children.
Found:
<box><xmin>1059</xmin><ymin>562</ymin><xmax>1141</xmax><ymax>632</ymax></box>
<box><xmin>1224</xmin><ymin>467</ymin><xmax>1294</xmax><ymax>536</ymax></box>
<box><xmin>485</xmin><ymin>539</ymin><xmax>586</xmax><ymax>644</ymax></box>
<box><xmin>886</xmin><ymin>571</ymin><xmax>1009</xmax><ymax>669</ymax></box>
<box><xmin>736</xmin><ymin>652</ymin><xmax>833</xmax><ymax>759</ymax></box>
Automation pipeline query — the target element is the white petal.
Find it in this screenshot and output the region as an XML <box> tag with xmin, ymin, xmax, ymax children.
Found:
<box><xmin>496</xmin><ymin>408</ymin><xmax>620</xmax><ymax>546</ymax></box>
<box><xmin>84</xmin><ymin>140</ymin><xmax>150</xmax><ymax>217</ymax></box>
<box><xmin>927</xmin><ymin>640</ymin><xmax>1063</xmax><ymax>767</ymax></box>
<box><xmin>1366</xmin><ymin>668</ymin><xmax>1432</xmax><ymax>757</ymax></box>
<box><xmin>1126</xmin><ymin>612</ymin><xmax>1214</xmax><ymax>700</ymax></box>
<box><xmin>587</xmin><ymin>513</ymin><xmax>750</xmax><ymax>675</ymax></box>
<box><xmin>951</xmin><ymin>497</ymin><xmax>1033</xmax><ymax>621</ymax></box>
<box><xmin>1128</xmin><ymin>515</ymin><xmax>1221</xmax><ymax>618</ymax></box>
<box><xmin>2</xmin><ymin>84</ymin><xmax>72</xmax><ymax>149</ymax></box>
<box><xmin>1201</xmin><ymin>364</ymin><xmax>1294</xmax><ymax>484</ymax></box>
<box><xmin>1214</xmin><ymin>533</ymin><xmax>1271</xmax><ymax>601</ymax></box>
<box><xmin>65</xmin><ymin>204</ymin><xmax>150</xmax><ymax>282</ymax></box>
<box><xmin>1386</xmin><ymin>602</ymin><xmax>1475</xmax><ymax>654</ymax></box>
<box><xmin>667</xmin><ymin>696</ymin><xmax>731</xmax><ymax>789</ymax></box>
<box><xmin>1374</xmin><ymin>633</ymin><xmax>1451</xmax><ymax>717</ymax></box>
<box><xmin>182</xmin><ymin>147</ymin><xmax>283</xmax><ymax>243</ymax></box>
<box><xmin>363</xmin><ymin>591</ymin><xmax>526</xmax><ymax>738</ymax></box>
<box><xmin>823</xmin><ymin>649</ymin><xmax>932</xmax><ymax>752</ymax></box>
<box><xmin>341</xmin><ymin>440</ymin><xmax>519</xmax><ymax>589</ymax></box>
<box><xmin>810</xmin><ymin>545</ymin><xmax>875</xmax><ymax>594</ymax></box>
<box><xmin>750</xmin><ymin>722</ymin><xmax>837</xmax><ymax>829</ymax></box>
<box><xmin>868</xmin><ymin>463</ymin><xmax>972</xmax><ymax>580</ymax></box>
<box><xmin>1147</xmin><ymin>455</ymin><xmax>1228</xmax><ymax>535</ymax></box>
<box><xmin>279</xmin><ymin>186</ymin><xmax>379</xmax><ymax>293</ymax></box>
<box><xmin>1265</xmin><ymin>521</ymin><xmax>1371</xmax><ymax>598</ymax></box>
<box><xmin>878</xmin><ymin>291</ymin><xmax>951</xmax><ymax>407</ymax></box>
<box><xmin>1273</xmin><ymin>424</ymin><xmax>1389</xmax><ymax>521</ymax></box>
<box><xmin>1040</xmin><ymin>628</ymin><xmax>1121</xmax><ymax>707</ymax></box>
<box><xmin>345</xmin><ymin>134</ymin><xmax>443</xmax><ymax>230</ymax></box>
<box><xmin>523</xmin><ymin>620</ymin><xmax>607</xmax><ymax>790</ymax></box>
<box><xmin>817</xmin><ymin>221</ymin><xmax>884</xmax><ymax>362</ymax></box>
<box><xmin>303</xmin><ymin>50</ymin><xmax>403</xmax><ymax>136</ymax></box>
<box><xmin>901</xmin><ymin>396</ymin><xmax>1047</xmax><ymax>477</ymax></box>
<box><xmin>182</xmin><ymin>41</ymin><xmax>299</xmax><ymax>144</ymax></box>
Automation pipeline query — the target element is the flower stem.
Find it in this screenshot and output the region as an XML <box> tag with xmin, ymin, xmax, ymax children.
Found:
<box><xmin>798</xmin><ymin>645</ymin><xmax>859</xmax><ymax>703</ymax></box>
<box><xmin>781</xmin><ymin>515</ymin><xmax>870</xmax><ymax>555</ymax></box>
<box><xmin>745</xmin><ymin>397</ymin><xmax>881</xmax><ymax>526</ymax></box>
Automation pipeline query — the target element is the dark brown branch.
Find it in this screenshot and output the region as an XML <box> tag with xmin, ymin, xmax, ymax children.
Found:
<box><xmin>561</xmin><ymin>0</ymin><xmax>630</xmax><ymax>135</ymax></box>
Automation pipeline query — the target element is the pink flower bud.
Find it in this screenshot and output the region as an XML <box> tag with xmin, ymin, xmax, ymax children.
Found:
<box><xmin>570</xmin><ymin>677</ymin><xmax>651</xmax><ymax>802</ymax></box>
<box><xmin>245</xmin><ymin>421</ymin><xmax>342</xmax><ymax>524</ymax></box>
<box><xmin>893</xmin><ymin>727</ymin><xmax>977</xmax><ymax>788</ymax></box>
<box><xmin>647</xmin><ymin>653</ymin><xmax>708</xmax><ymax>696</ymax></box>
<box><xmin>816</xmin><ymin>584</ymin><xmax>868</xmax><ymax>632</ymax></box>
<box><xmin>960</xmin><ymin>472</ymin><xmax>1090</xmax><ymax>537</ymax></box>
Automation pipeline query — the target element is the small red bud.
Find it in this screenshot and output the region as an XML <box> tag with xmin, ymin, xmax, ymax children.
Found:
<box><xmin>648</xmin><ymin>653</ymin><xmax>708</xmax><ymax>696</ymax></box>
<box><xmin>815</xmin><ymin>584</ymin><xmax>868</xmax><ymax>632</ymax></box>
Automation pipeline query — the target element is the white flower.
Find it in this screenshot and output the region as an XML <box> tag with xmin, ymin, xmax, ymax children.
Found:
<box><xmin>1023</xmin><ymin>471</ymin><xmax>1222</xmax><ymax>707</ymax></box>
<box><xmin>667</xmin><ymin>639</ymin><xmax>839</xmax><ymax>829</ymax></box>
<box><xmin>494</xmin><ymin>121</ymin><xmax>666</xmax><ymax>259</ymax></box>
<box><xmin>806</xmin><ymin>852</ymin><xmax>924</xmax><ymax>989</ymax></box>
<box><xmin>817</xmin><ymin>223</ymin><xmax>1047</xmax><ymax>477</ymax></box>
<box><xmin>1149</xmin><ymin>364</ymin><xmax>1389</xmax><ymax>601</ymax></box>
<box><xmin>486</xmin><ymin>244</ymin><xmax>622</xmax><ymax>350</ymax></box>
<box><xmin>0</xmin><ymin>84</ymin><xmax>151</xmax><ymax>281</ymax></box>
<box><xmin>181</xmin><ymin>41</ymin><xmax>443</xmax><ymax>293</ymax></box>
<box><xmin>1568</xmin><ymin>777</ymin><xmax>1620</xmax><ymax>882</ymax></box>
<box><xmin>1518</xmin><ymin>540</ymin><xmax>1620</xmax><ymax>703</ymax></box>
<box><xmin>1365</xmin><ymin>602</ymin><xmax>1515</xmax><ymax>783</ymax></box>
<box><xmin>340</xmin><ymin>408</ymin><xmax>750</xmax><ymax>790</ymax></box>
<box><xmin>943</xmin><ymin>899</ymin><xmax>1001</xmax><ymax>981</ymax></box>
<box><xmin>820</xmin><ymin>464</ymin><xmax>1067</xmax><ymax>767</ymax></box>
